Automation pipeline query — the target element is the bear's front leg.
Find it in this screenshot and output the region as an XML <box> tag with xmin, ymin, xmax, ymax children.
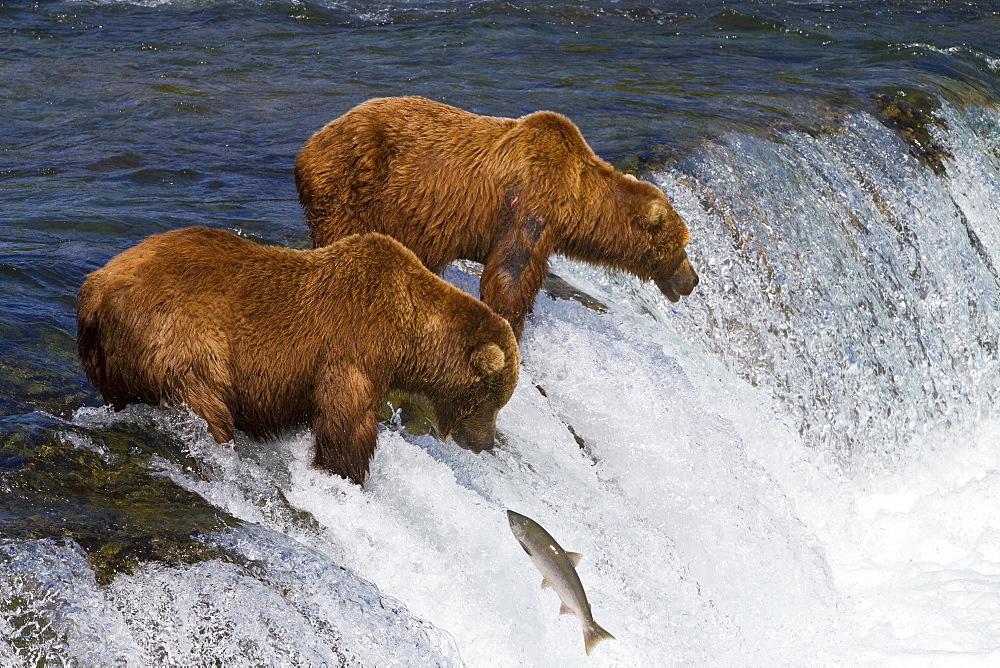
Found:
<box><xmin>311</xmin><ymin>366</ymin><xmax>380</xmax><ymax>486</ymax></box>
<box><xmin>481</xmin><ymin>210</ymin><xmax>550</xmax><ymax>340</ymax></box>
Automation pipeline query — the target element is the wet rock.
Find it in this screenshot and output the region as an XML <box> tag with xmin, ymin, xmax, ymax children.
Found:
<box><xmin>541</xmin><ymin>272</ymin><xmax>608</xmax><ymax>313</ymax></box>
<box><xmin>0</xmin><ymin>426</ymin><xmax>237</xmax><ymax>585</ymax></box>
<box><xmin>872</xmin><ymin>89</ymin><xmax>953</xmax><ymax>175</ymax></box>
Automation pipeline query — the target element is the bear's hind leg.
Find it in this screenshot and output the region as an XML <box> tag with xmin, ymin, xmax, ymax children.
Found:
<box><xmin>183</xmin><ymin>383</ymin><xmax>236</xmax><ymax>445</ymax></box>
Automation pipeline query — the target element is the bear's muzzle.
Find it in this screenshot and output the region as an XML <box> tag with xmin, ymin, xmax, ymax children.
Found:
<box><xmin>451</xmin><ymin>424</ymin><xmax>497</xmax><ymax>453</ymax></box>
<box><xmin>655</xmin><ymin>252</ymin><xmax>699</xmax><ymax>302</ymax></box>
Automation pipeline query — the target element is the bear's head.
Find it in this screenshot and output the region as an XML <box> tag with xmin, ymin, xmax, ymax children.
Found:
<box><xmin>432</xmin><ymin>318</ymin><xmax>520</xmax><ymax>454</ymax></box>
<box><xmin>640</xmin><ymin>193</ymin><xmax>699</xmax><ymax>302</ymax></box>
<box><xmin>515</xmin><ymin>116</ymin><xmax>700</xmax><ymax>305</ymax></box>
<box><xmin>603</xmin><ymin>174</ymin><xmax>699</xmax><ymax>303</ymax></box>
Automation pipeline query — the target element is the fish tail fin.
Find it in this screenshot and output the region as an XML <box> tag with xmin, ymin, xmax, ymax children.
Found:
<box><xmin>583</xmin><ymin>620</ymin><xmax>615</xmax><ymax>655</ymax></box>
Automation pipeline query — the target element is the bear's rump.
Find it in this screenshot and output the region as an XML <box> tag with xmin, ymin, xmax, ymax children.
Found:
<box><xmin>86</xmin><ymin>278</ymin><xmax>233</xmax><ymax>410</ymax></box>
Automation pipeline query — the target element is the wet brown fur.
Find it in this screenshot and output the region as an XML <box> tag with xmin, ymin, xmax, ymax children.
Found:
<box><xmin>77</xmin><ymin>227</ymin><xmax>519</xmax><ymax>486</ymax></box>
<box><xmin>294</xmin><ymin>96</ymin><xmax>698</xmax><ymax>339</ymax></box>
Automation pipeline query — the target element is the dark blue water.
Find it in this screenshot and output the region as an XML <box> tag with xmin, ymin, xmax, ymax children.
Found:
<box><xmin>3</xmin><ymin>1</ymin><xmax>1000</xmax><ymax>663</ymax></box>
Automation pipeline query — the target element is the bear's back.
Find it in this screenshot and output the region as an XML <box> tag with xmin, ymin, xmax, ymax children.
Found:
<box><xmin>295</xmin><ymin>97</ymin><xmax>521</xmax><ymax>258</ymax></box>
<box><xmin>90</xmin><ymin>226</ymin><xmax>278</xmax><ymax>282</ymax></box>
<box><xmin>332</xmin><ymin>96</ymin><xmax>515</xmax><ymax>154</ymax></box>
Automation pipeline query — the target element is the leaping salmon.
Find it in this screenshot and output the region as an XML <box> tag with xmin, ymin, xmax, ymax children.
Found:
<box><xmin>507</xmin><ymin>509</ymin><xmax>615</xmax><ymax>654</ymax></box>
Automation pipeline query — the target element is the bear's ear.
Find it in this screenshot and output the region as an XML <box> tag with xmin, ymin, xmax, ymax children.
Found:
<box><xmin>471</xmin><ymin>343</ymin><xmax>506</xmax><ymax>377</ymax></box>
<box><xmin>640</xmin><ymin>201</ymin><xmax>669</xmax><ymax>231</ymax></box>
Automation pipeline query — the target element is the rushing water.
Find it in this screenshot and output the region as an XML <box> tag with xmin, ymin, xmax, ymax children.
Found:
<box><xmin>3</xmin><ymin>1</ymin><xmax>1000</xmax><ymax>665</ymax></box>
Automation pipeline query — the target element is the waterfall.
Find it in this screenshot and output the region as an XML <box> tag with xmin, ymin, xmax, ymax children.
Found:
<box><xmin>655</xmin><ymin>104</ymin><xmax>1000</xmax><ymax>463</ymax></box>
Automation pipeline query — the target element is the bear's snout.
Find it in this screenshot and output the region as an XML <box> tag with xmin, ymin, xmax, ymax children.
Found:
<box><xmin>451</xmin><ymin>423</ymin><xmax>497</xmax><ymax>453</ymax></box>
<box><xmin>655</xmin><ymin>255</ymin><xmax>699</xmax><ymax>302</ymax></box>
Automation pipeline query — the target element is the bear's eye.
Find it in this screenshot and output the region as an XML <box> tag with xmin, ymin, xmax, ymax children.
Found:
<box><xmin>663</xmin><ymin>248</ymin><xmax>688</xmax><ymax>274</ymax></box>
<box><xmin>452</xmin><ymin>396</ymin><xmax>484</xmax><ymax>422</ymax></box>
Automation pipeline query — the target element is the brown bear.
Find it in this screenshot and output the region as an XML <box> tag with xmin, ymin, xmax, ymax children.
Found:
<box><xmin>294</xmin><ymin>96</ymin><xmax>698</xmax><ymax>339</ymax></box>
<box><xmin>77</xmin><ymin>226</ymin><xmax>519</xmax><ymax>486</ymax></box>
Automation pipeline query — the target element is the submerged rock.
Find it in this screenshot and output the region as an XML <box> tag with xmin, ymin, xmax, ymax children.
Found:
<box><xmin>0</xmin><ymin>424</ymin><xmax>236</xmax><ymax>585</ymax></box>
<box><xmin>872</xmin><ymin>88</ymin><xmax>953</xmax><ymax>175</ymax></box>
<box><xmin>541</xmin><ymin>272</ymin><xmax>608</xmax><ymax>313</ymax></box>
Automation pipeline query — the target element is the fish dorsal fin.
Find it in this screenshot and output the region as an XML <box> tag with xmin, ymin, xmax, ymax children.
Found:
<box><xmin>541</xmin><ymin>577</ymin><xmax>552</xmax><ymax>589</ymax></box>
<box><xmin>566</xmin><ymin>551</ymin><xmax>582</xmax><ymax>567</ymax></box>
<box><xmin>559</xmin><ymin>601</ymin><xmax>573</xmax><ymax>615</ymax></box>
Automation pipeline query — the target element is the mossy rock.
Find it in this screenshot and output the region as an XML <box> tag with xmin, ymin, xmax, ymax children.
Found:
<box><xmin>615</xmin><ymin>145</ymin><xmax>680</xmax><ymax>177</ymax></box>
<box><xmin>0</xmin><ymin>353</ymin><xmax>97</xmax><ymax>419</ymax></box>
<box><xmin>379</xmin><ymin>391</ymin><xmax>439</xmax><ymax>437</ymax></box>
<box><xmin>872</xmin><ymin>88</ymin><xmax>953</xmax><ymax>175</ymax></box>
<box><xmin>0</xmin><ymin>426</ymin><xmax>238</xmax><ymax>585</ymax></box>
